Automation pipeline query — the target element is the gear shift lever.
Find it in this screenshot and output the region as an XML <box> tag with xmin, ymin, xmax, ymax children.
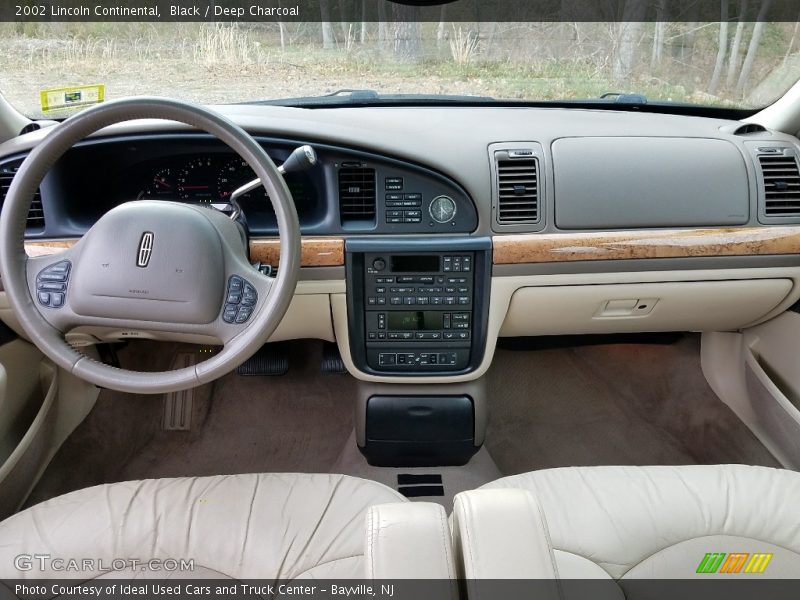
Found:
<box><xmin>229</xmin><ymin>145</ymin><xmax>317</xmax><ymax>220</ymax></box>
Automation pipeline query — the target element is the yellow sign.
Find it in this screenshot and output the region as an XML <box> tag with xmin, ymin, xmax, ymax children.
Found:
<box><xmin>40</xmin><ymin>84</ymin><xmax>105</xmax><ymax>113</ymax></box>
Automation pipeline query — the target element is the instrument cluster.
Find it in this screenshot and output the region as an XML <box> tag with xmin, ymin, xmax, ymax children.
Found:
<box><xmin>137</xmin><ymin>155</ymin><xmax>268</xmax><ymax>204</ymax></box>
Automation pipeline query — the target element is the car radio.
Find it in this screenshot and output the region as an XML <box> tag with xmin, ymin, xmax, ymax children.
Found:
<box><xmin>346</xmin><ymin>240</ymin><xmax>491</xmax><ymax>375</ymax></box>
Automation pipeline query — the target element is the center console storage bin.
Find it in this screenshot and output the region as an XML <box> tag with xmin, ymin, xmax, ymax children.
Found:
<box><xmin>362</xmin><ymin>395</ymin><xmax>477</xmax><ymax>467</ymax></box>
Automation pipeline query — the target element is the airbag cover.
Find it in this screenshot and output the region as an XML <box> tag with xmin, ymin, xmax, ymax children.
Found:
<box><xmin>553</xmin><ymin>137</ymin><xmax>749</xmax><ymax>229</ymax></box>
<box><xmin>69</xmin><ymin>201</ymin><xmax>224</xmax><ymax>324</ymax></box>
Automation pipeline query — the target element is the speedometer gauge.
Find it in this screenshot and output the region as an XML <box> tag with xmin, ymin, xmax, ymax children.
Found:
<box><xmin>178</xmin><ymin>157</ymin><xmax>216</xmax><ymax>202</ymax></box>
<box><xmin>217</xmin><ymin>158</ymin><xmax>267</xmax><ymax>202</ymax></box>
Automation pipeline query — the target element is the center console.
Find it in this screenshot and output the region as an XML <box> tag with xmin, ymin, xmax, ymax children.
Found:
<box><xmin>346</xmin><ymin>238</ymin><xmax>491</xmax><ymax>376</ymax></box>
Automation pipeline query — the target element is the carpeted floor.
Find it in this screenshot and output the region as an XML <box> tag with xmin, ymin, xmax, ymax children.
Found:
<box><xmin>25</xmin><ymin>334</ymin><xmax>780</xmax><ymax>509</ymax></box>
<box><xmin>484</xmin><ymin>334</ymin><xmax>780</xmax><ymax>474</ymax></box>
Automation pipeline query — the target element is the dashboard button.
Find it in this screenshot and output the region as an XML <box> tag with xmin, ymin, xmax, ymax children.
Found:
<box><xmin>379</xmin><ymin>353</ymin><xmax>397</xmax><ymax>366</ymax></box>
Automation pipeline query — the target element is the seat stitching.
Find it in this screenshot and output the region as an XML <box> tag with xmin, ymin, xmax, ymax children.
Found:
<box><xmin>436</xmin><ymin>505</ymin><xmax>455</xmax><ymax>581</ymax></box>
<box><xmin>292</xmin><ymin>554</ymin><xmax>363</xmax><ymax>579</ymax></box>
<box><xmin>366</xmin><ymin>507</ymin><xmax>376</xmax><ymax>579</ymax></box>
<box><xmin>460</xmin><ymin>496</ymin><xmax>481</xmax><ymax>600</ymax></box>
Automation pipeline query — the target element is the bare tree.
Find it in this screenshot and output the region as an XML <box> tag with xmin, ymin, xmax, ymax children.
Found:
<box><xmin>650</xmin><ymin>0</ymin><xmax>667</xmax><ymax>70</ymax></box>
<box><xmin>392</xmin><ymin>2</ymin><xmax>422</xmax><ymax>61</ymax></box>
<box><xmin>360</xmin><ymin>0</ymin><xmax>367</xmax><ymax>45</ymax></box>
<box><xmin>782</xmin><ymin>10</ymin><xmax>800</xmax><ymax>66</ymax></box>
<box><xmin>708</xmin><ymin>0</ymin><xmax>730</xmax><ymax>94</ymax></box>
<box><xmin>319</xmin><ymin>0</ymin><xmax>335</xmax><ymax>50</ymax></box>
<box><xmin>651</xmin><ymin>22</ymin><xmax>666</xmax><ymax>69</ymax></box>
<box><xmin>726</xmin><ymin>0</ymin><xmax>749</xmax><ymax>88</ymax></box>
<box><xmin>377</xmin><ymin>1</ymin><xmax>389</xmax><ymax>50</ymax></box>
<box><xmin>339</xmin><ymin>0</ymin><xmax>349</xmax><ymax>42</ymax></box>
<box><xmin>736</xmin><ymin>0</ymin><xmax>773</xmax><ymax>97</ymax></box>
<box><xmin>611</xmin><ymin>0</ymin><xmax>648</xmax><ymax>81</ymax></box>
<box><xmin>437</xmin><ymin>4</ymin><xmax>447</xmax><ymax>48</ymax></box>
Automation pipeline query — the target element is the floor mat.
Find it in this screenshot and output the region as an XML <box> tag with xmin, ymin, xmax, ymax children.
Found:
<box><xmin>484</xmin><ymin>334</ymin><xmax>781</xmax><ymax>475</ymax></box>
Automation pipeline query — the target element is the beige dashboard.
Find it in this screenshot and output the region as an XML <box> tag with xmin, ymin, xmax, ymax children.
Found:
<box><xmin>1</xmin><ymin>104</ymin><xmax>799</xmax><ymax>382</ymax></box>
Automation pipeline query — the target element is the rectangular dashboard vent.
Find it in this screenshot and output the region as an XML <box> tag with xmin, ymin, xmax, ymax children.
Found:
<box><xmin>0</xmin><ymin>163</ymin><xmax>45</xmax><ymax>231</ymax></box>
<box><xmin>496</xmin><ymin>154</ymin><xmax>539</xmax><ymax>224</ymax></box>
<box><xmin>759</xmin><ymin>152</ymin><xmax>800</xmax><ymax>217</ymax></box>
<box><xmin>338</xmin><ymin>167</ymin><xmax>376</xmax><ymax>222</ymax></box>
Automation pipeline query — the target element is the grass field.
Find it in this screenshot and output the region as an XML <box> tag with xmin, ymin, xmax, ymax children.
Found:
<box><xmin>0</xmin><ymin>22</ymin><xmax>794</xmax><ymax>118</ymax></box>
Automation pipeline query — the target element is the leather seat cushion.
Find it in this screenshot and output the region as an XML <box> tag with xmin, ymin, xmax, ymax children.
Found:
<box><xmin>480</xmin><ymin>465</ymin><xmax>800</xmax><ymax>579</ymax></box>
<box><xmin>0</xmin><ymin>473</ymin><xmax>406</xmax><ymax>579</ymax></box>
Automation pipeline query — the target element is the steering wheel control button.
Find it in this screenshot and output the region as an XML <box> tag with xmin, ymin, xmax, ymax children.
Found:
<box><xmin>223</xmin><ymin>305</ymin><xmax>238</xmax><ymax>322</ymax></box>
<box><xmin>235</xmin><ymin>307</ymin><xmax>253</xmax><ymax>323</ymax></box>
<box><xmin>242</xmin><ymin>284</ymin><xmax>258</xmax><ymax>306</ymax></box>
<box><xmin>222</xmin><ymin>275</ymin><xmax>257</xmax><ymax>323</ymax></box>
<box><xmin>36</xmin><ymin>261</ymin><xmax>71</xmax><ymax>309</ymax></box>
<box><xmin>229</xmin><ymin>276</ymin><xmax>243</xmax><ymax>292</ymax></box>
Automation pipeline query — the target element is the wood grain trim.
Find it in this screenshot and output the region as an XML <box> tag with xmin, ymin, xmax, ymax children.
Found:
<box><xmin>249</xmin><ymin>237</ymin><xmax>344</xmax><ymax>267</ymax></box>
<box><xmin>25</xmin><ymin>237</ymin><xmax>345</xmax><ymax>268</ymax></box>
<box><xmin>493</xmin><ymin>227</ymin><xmax>800</xmax><ymax>265</ymax></box>
<box><xmin>25</xmin><ymin>240</ymin><xmax>76</xmax><ymax>256</ymax></box>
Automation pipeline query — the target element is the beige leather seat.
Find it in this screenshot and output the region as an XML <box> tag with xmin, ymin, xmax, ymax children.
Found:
<box><xmin>456</xmin><ymin>465</ymin><xmax>800</xmax><ymax>581</ymax></box>
<box><xmin>0</xmin><ymin>473</ymin><xmax>453</xmax><ymax>581</ymax></box>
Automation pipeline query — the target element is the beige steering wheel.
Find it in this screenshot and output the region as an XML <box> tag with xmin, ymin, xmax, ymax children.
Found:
<box><xmin>0</xmin><ymin>98</ymin><xmax>301</xmax><ymax>394</ymax></box>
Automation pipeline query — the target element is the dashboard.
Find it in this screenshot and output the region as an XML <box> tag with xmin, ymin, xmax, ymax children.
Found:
<box><xmin>1</xmin><ymin>104</ymin><xmax>800</xmax><ymax>382</ymax></box>
<box><xmin>3</xmin><ymin>134</ymin><xmax>477</xmax><ymax>237</ymax></box>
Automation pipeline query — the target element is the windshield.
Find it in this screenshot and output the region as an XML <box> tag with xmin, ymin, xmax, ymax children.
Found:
<box><xmin>2</xmin><ymin>20</ymin><xmax>798</xmax><ymax>118</ymax></box>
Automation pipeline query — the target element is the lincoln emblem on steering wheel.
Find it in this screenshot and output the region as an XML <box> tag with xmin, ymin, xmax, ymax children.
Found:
<box><xmin>136</xmin><ymin>231</ymin><xmax>154</xmax><ymax>268</ymax></box>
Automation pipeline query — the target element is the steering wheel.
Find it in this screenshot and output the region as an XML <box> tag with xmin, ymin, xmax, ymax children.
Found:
<box><xmin>0</xmin><ymin>98</ymin><xmax>301</xmax><ymax>394</ymax></box>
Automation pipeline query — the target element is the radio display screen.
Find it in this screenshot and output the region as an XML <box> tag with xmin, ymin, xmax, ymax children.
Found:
<box><xmin>390</xmin><ymin>255</ymin><xmax>440</xmax><ymax>273</ymax></box>
<box><xmin>387</xmin><ymin>311</ymin><xmax>444</xmax><ymax>331</ymax></box>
